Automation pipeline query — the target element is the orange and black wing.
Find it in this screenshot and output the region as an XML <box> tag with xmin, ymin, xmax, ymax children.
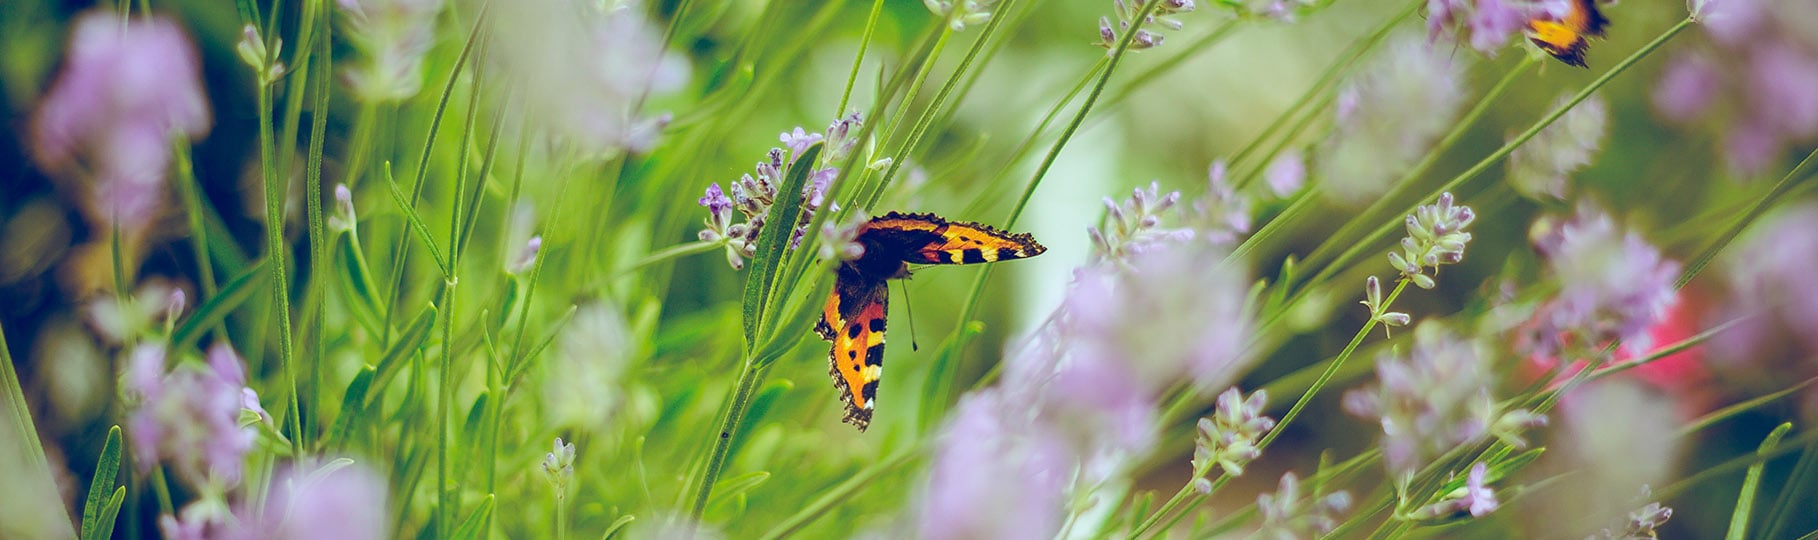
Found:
<box><xmin>816</xmin><ymin>272</ymin><xmax>889</xmax><ymax>431</ymax></box>
<box><xmin>1527</xmin><ymin>0</ymin><xmax>1609</xmax><ymax>67</ymax></box>
<box><xmin>861</xmin><ymin>211</ymin><xmax>1047</xmax><ymax>265</ymax></box>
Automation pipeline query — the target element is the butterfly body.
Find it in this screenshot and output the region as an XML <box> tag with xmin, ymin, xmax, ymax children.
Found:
<box><xmin>815</xmin><ymin>211</ymin><xmax>1046</xmax><ymax>430</ymax></box>
<box><xmin>1526</xmin><ymin>0</ymin><xmax>1609</xmax><ymax>67</ymax></box>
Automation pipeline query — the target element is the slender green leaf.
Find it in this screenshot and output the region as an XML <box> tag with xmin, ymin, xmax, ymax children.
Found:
<box><xmin>601</xmin><ymin>515</ymin><xmax>636</xmax><ymax>540</ymax></box>
<box><xmin>171</xmin><ymin>259</ymin><xmax>268</xmax><ymax>350</ymax></box>
<box><xmin>741</xmin><ymin>144</ymin><xmax>823</xmax><ymax>351</ymax></box>
<box><xmin>326</xmin><ymin>365</ymin><xmax>376</xmax><ymax>450</ymax></box>
<box><xmin>366</xmin><ymin>304</ymin><xmax>439</xmax><ymax>407</ymax></box>
<box><xmin>94</xmin><ymin>487</ymin><xmax>124</xmax><ymax>540</ymax></box>
<box><xmin>505</xmin><ymin>305</ymin><xmax>578</xmax><ymax>386</ymax></box>
<box><xmin>449</xmin><ymin>495</ymin><xmax>495</xmax><ymax>540</ymax></box>
<box><xmin>461</xmin><ymin>392</ymin><xmax>489</xmax><ymax>462</ymax></box>
<box><xmin>337</xmin><ymin>235</ymin><xmax>383</xmax><ymax>336</ymax></box>
<box><xmin>707</xmin><ymin>471</ymin><xmax>771</xmax><ymax>511</ymax></box>
<box><xmin>1729</xmin><ymin>423</ymin><xmax>1792</xmax><ymax>540</ymax></box>
<box><xmin>79</xmin><ymin>426</ymin><xmax>123</xmax><ymax>540</ymax></box>
<box><xmin>383</xmin><ymin>165</ymin><xmax>450</xmax><ymax>276</ymax></box>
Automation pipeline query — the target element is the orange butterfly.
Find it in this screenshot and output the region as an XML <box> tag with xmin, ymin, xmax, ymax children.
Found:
<box><xmin>1527</xmin><ymin>0</ymin><xmax>1609</xmax><ymax>67</ymax></box>
<box><xmin>814</xmin><ymin>212</ymin><xmax>1046</xmax><ymax>431</ymax></box>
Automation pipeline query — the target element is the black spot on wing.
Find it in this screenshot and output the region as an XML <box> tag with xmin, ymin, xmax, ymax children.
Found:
<box><xmin>846</xmin><ymin>323</ymin><xmax>863</xmax><ymax>339</ymax></box>
<box><xmin>865</xmin><ymin>343</ymin><xmax>885</xmax><ymax>367</ymax></box>
<box><xmin>867</xmin><ymin>317</ymin><xmax>886</xmax><ymax>333</ymax></box>
<box><xmin>961</xmin><ymin>248</ymin><xmax>985</xmax><ymax>264</ymax></box>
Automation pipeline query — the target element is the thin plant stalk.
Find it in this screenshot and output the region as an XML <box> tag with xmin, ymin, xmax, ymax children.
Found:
<box><xmin>1294</xmin><ymin>18</ymin><xmax>1697</xmax><ymax>296</ymax></box>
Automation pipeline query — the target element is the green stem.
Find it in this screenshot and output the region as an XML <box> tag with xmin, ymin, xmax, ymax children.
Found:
<box><xmin>865</xmin><ymin>0</ymin><xmax>1023</xmax><ymax>209</ymax></box>
<box><xmin>859</xmin><ymin>28</ymin><xmax>953</xmax><ymax>209</ymax></box>
<box><xmin>1224</xmin><ymin>3</ymin><xmax>1412</xmax><ymax>171</ymax></box>
<box><xmin>302</xmin><ymin>0</ymin><xmax>332</xmax><ymax>449</ymax></box>
<box><xmin>929</xmin><ymin>0</ymin><xmax>1173</xmax><ymax>427</ymax></box>
<box><xmin>1003</xmin><ymin>0</ymin><xmax>1165</xmax><ymax>231</ymax></box>
<box><xmin>380</xmin><ymin>11</ymin><xmax>484</xmax><ymax>346</ymax></box>
<box><xmin>343</xmin><ymin>102</ymin><xmax>382</xmax><ymax>189</ymax></box>
<box><xmin>688</xmin><ymin>360</ymin><xmax>772</xmax><ymax>521</ymax></box>
<box><xmin>1677</xmin><ymin>145</ymin><xmax>1818</xmax><ymax>290</ymax></box>
<box><xmin>1296</xmin><ymin>18</ymin><xmax>1695</xmax><ymax>295</ymax></box>
<box><xmin>171</xmin><ymin>138</ymin><xmax>219</xmax><ymax>311</ymax></box>
<box><xmin>756</xmin><ymin>448</ymin><xmax>921</xmax><ymax>539</ymax></box>
<box><xmin>1232</xmin><ymin>54</ymin><xmax>1536</xmax><ymax>269</ymax></box>
<box><xmin>1128</xmin><ymin>462</ymin><xmax>1214</xmax><ymax>539</ymax></box>
<box><xmin>836</xmin><ymin>0</ymin><xmax>887</xmax><ymax>117</ymax></box>
<box><xmin>253</xmin><ymin>32</ymin><xmax>305</xmax><ymax>459</ymax></box>
<box><xmin>1167</xmin><ymin>278</ymin><xmax>1409</xmax><ymax>532</ymax></box>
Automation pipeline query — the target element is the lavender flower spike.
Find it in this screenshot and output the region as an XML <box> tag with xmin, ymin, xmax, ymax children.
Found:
<box><xmin>1387</xmin><ymin>192</ymin><xmax>1475</xmax><ymax>289</ymax></box>
<box><xmin>1410</xmin><ymin>462</ymin><xmax>1500</xmax><ymax>519</ymax></box>
<box><xmin>1194</xmin><ymin>387</ymin><xmax>1275</xmax><ymax>478</ymax></box>
<box><xmin>31</xmin><ymin>11</ymin><xmax>211</xmax><ymax>235</ymax></box>
<box><xmin>124</xmin><ymin>343</ymin><xmax>261</xmax><ymax>488</ymax></box>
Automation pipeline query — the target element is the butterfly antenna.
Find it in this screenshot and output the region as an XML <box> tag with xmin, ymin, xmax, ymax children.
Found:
<box><xmin>898</xmin><ymin>280</ymin><xmax>921</xmax><ymax>352</ymax></box>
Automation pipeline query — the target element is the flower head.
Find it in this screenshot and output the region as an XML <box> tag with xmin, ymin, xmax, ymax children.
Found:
<box><xmin>490</xmin><ymin>0</ymin><xmax>687</xmax><ymax>156</ymax></box>
<box><xmin>1087</xmin><ymin>182</ymin><xmax>1192</xmax><ymax>265</ymax></box>
<box><xmin>507</xmin><ymin>236</ymin><xmax>542</xmax><ymax>275</ymax></box>
<box><xmin>697</xmin><ymin>115</ymin><xmax>863</xmax><ymax>270</ymax></box>
<box><xmin>337</xmin><ymin>0</ymin><xmax>444</xmax><ymax>102</ymax></box>
<box><xmin>1061</xmin><ymin>240</ymin><xmax>1255</xmax><ymax>394</ymax></box>
<box><xmin>1386</xmin><ymin>192</ymin><xmax>1476</xmax><ymax>290</ymax></box>
<box><xmin>918</xmin><ymin>391</ymin><xmax>1070</xmax><ymax>540</ymax></box>
<box><xmin>1315</xmin><ymin>36</ymin><xmax>1465</xmax><ymax>204</ymax></box>
<box><xmin>1411</xmin><ymin>462</ymin><xmax>1500</xmax><ymax>519</ymax></box>
<box><xmin>1193</xmin><ymin>388</ymin><xmax>1275</xmax><ymax>478</ymax></box>
<box><xmin>1345</xmin><ymin>323</ymin><xmax>1544</xmax><ymax>477</ymax></box>
<box><xmin>1263</xmin><ymin>151</ymin><xmax>1307</xmax><ymax>197</ymax></box>
<box><xmin>1589</xmin><ymin>488</ymin><xmax>1674</xmax><ymax>540</ymax></box>
<box><xmin>542</xmin><ymin>302</ymin><xmax>632</xmax><ymax>429</ymax></box>
<box><xmin>542</xmin><ymin>437</ymin><xmax>577</xmax><ymax>497</ymax></box>
<box><xmin>31</xmin><ymin>11</ymin><xmax>211</xmax><ymax>234</ymax></box>
<box><xmin>1655</xmin><ymin>0</ymin><xmax>1818</xmax><ymax>174</ymax></box>
<box><xmin>124</xmin><ymin>343</ymin><xmax>261</xmax><ymax>488</ymax></box>
<box><xmin>1520</xmin><ymin>205</ymin><xmax>1680</xmax><ymax>359</ymax></box>
<box><xmin>1256</xmin><ymin>472</ymin><xmax>1352</xmax><ymax>539</ymax></box>
<box><xmin>1509</xmin><ymin>94</ymin><xmax>1608</xmax><ymax>200</ymax></box>
<box><xmin>1707</xmin><ymin>205</ymin><xmax>1818</xmax><ymax>416</ymax></box>
<box><xmin>329</xmin><ymin>184</ymin><xmax>358</xmax><ymax>232</ymax></box>
<box><xmin>86</xmin><ymin>281</ymin><xmax>185</xmax><ymax>345</ymax></box>
<box><xmin>1097</xmin><ymin>0</ymin><xmax>1197</xmax><ymax>52</ymax></box>
<box><xmin>925</xmin><ymin>0</ymin><xmax>1000</xmax><ymax>31</ymax></box>
<box><xmin>239</xmin><ymin>460</ymin><xmax>390</xmax><ymax>540</ymax></box>
<box><xmin>1194</xmin><ymin>160</ymin><xmax>1253</xmax><ymax>247</ymax></box>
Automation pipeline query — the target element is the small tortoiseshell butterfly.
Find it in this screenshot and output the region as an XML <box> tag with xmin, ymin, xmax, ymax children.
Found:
<box><xmin>1526</xmin><ymin>0</ymin><xmax>1609</xmax><ymax>68</ymax></box>
<box><xmin>813</xmin><ymin>211</ymin><xmax>1046</xmax><ymax>431</ymax></box>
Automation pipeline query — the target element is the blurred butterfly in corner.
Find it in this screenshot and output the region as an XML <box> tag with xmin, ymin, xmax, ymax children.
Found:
<box><xmin>814</xmin><ymin>211</ymin><xmax>1046</xmax><ymax>431</ymax></box>
<box><xmin>1526</xmin><ymin>0</ymin><xmax>1610</xmax><ymax>68</ymax></box>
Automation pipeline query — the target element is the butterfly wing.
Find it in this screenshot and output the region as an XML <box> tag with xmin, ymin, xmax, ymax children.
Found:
<box><xmin>862</xmin><ymin>211</ymin><xmax>1047</xmax><ymax>266</ymax></box>
<box><xmin>818</xmin><ymin>271</ymin><xmax>888</xmax><ymax>431</ymax></box>
<box><xmin>1527</xmin><ymin>0</ymin><xmax>1607</xmax><ymax>67</ymax></box>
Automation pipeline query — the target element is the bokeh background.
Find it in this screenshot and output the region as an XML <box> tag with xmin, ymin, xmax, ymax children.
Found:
<box><xmin>3</xmin><ymin>0</ymin><xmax>1817</xmax><ymax>537</ymax></box>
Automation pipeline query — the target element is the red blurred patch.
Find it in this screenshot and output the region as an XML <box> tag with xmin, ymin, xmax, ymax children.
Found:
<box><xmin>1522</xmin><ymin>287</ymin><xmax>1716</xmax><ymax>419</ymax></box>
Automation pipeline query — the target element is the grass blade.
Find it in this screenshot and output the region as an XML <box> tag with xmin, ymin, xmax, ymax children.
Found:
<box><xmin>1728</xmin><ymin>422</ymin><xmax>1792</xmax><ymax>540</ymax></box>
<box><xmin>449</xmin><ymin>494</ymin><xmax>495</xmax><ymax>540</ymax></box>
<box><xmin>170</xmin><ymin>259</ymin><xmax>268</xmax><ymax>351</ymax></box>
<box><xmin>741</xmin><ymin>144</ymin><xmax>823</xmax><ymax>353</ymax></box>
<box><xmin>365</xmin><ymin>303</ymin><xmax>439</xmax><ymax>407</ymax></box>
<box><xmin>79</xmin><ymin>426</ymin><xmax>123</xmax><ymax>540</ymax></box>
